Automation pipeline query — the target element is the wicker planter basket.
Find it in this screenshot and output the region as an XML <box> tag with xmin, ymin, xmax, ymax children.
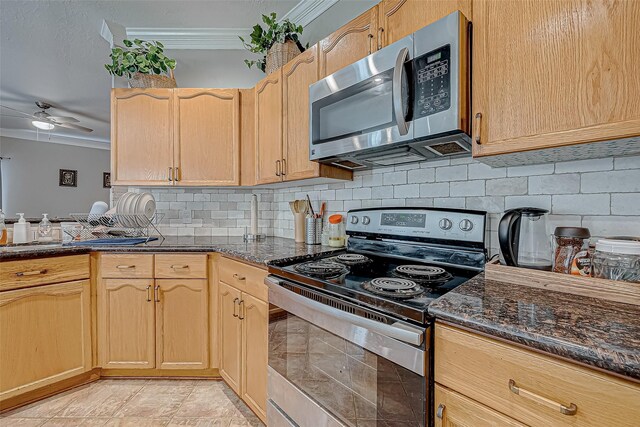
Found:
<box><xmin>265</xmin><ymin>41</ymin><xmax>301</xmax><ymax>75</ymax></box>
<box><xmin>128</xmin><ymin>69</ymin><xmax>177</xmax><ymax>88</ymax></box>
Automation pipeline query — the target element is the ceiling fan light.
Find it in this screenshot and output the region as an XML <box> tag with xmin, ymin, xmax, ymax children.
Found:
<box><xmin>32</xmin><ymin>120</ymin><xmax>54</xmax><ymax>130</ymax></box>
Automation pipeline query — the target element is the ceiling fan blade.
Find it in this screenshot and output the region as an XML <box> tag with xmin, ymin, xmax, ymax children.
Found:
<box><xmin>0</xmin><ymin>114</ymin><xmax>31</xmax><ymax>119</ymax></box>
<box><xmin>48</xmin><ymin>115</ymin><xmax>79</xmax><ymax>123</ymax></box>
<box><xmin>0</xmin><ymin>105</ymin><xmax>36</xmax><ymax>119</ymax></box>
<box><xmin>56</xmin><ymin>122</ymin><xmax>94</xmax><ymax>132</ymax></box>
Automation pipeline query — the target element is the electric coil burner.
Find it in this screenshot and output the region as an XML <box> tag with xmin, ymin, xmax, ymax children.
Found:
<box><xmin>333</xmin><ymin>253</ymin><xmax>371</xmax><ymax>266</ymax></box>
<box><xmin>293</xmin><ymin>261</ymin><xmax>349</xmax><ymax>279</ymax></box>
<box><xmin>392</xmin><ymin>265</ymin><xmax>453</xmax><ymax>287</ymax></box>
<box><xmin>363</xmin><ymin>277</ymin><xmax>425</xmax><ymax>298</ymax></box>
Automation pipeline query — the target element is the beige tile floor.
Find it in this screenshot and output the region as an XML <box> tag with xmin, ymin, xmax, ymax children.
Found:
<box><xmin>0</xmin><ymin>379</ymin><xmax>264</xmax><ymax>427</ymax></box>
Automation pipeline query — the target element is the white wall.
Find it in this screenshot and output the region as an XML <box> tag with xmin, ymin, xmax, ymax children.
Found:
<box><xmin>0</xmin><ymin>136</ymin><xmax>110</xmax><ymax>218</ymax></box>
<box><xmin>301</xmin><ymin>0</ymin><xmax>378</xmax><ymax>46</ymax></box>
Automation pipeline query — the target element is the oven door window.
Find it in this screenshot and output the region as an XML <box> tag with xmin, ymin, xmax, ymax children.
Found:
<box><xmin>311</xmin><ymin>65</ymin><xmax>409</xmax><ymax>145</ymax></box>
<box><xmin>269</xmin><ymin>309</ymin><xmax>426</xmax><ymax>426</ymax></box>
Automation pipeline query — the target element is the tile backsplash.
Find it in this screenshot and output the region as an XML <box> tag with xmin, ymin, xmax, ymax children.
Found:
<box><xmin>115</xmin><ymin>155</ymin><xmax>640</xmax><ymax>256</ymax></box>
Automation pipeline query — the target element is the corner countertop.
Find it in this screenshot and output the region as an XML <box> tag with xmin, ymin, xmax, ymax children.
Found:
<box><xmin>0</xmin><ymin>236</ymin><xmax>343</xmax><ymax>266</ymax></box>
<box><xmin>429</xmin><ymin>273</ymin><xmax>640</xmax><ymax>381</ymax></box>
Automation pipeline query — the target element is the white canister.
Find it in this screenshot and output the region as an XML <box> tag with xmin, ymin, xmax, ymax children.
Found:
<box><xmin>12</xmin><ymin>213</ymin><xmax>31</xmax><ymax>244</ymax></box>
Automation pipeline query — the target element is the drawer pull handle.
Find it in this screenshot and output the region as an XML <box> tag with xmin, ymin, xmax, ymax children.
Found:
<box><xmin>116</xmin><ymin>265</ymin><xmax>135</xmax><ymax>269</ymax></box>
<box><xmin>171</xmin><ymin>264</ymin><xmax>189</xmax><ymax>269</ymax></box>
<box><xmin>238</xmin><ymin>299</ymin><xmax>245</xmax><ymax>320</ymax></box>
<box><xmin>509</xmin><ymin>379</ymin><xmax>577</xmax><ymax>416</ymax></box>
<box><xmin>146</xmin><ymin>285</ymin><xmax>151</xmax><ymax>302</ymax></box>
<box><xmin>233</xmin><ymin>273</ymin><xmax>246</xmax><ymax>281</ymax></box>
<box><xmin>16</xmin><ymin>269</ymin><xmax>48</xmax><ymax>277</ymax></box>
<box><xmin>154</xmin><ymin>285</ymin><xmax>160</xmax><ymax>302</ymax></box>
<box><xmin>436</xmin><ymin>404</ymin><xmax>445</xmax><ymax>419</ymax></box>
<box><xmin>474</xmin><ymin>112</ymin><xmax>482</xmax><ymax>145</ymax></box>
<box><xmin>233</xmin><ymin>297</ymin><xmax>239</xmax><ymax>318</ymax></box>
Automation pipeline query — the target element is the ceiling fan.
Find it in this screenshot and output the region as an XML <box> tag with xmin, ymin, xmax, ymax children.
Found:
<box><xmin>0</xmin><ymin>101</ymin><xmax>93</xmax><ymax>133</ymax></box>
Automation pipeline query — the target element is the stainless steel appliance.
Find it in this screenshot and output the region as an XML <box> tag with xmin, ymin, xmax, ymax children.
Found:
<box><xmin>498</xmin><ymin>207</ymin><xmax>553</xmax><ymax>270</ymax></box>
<box><xmin>266</xmin><ymin>207</ymin><xmax>487</xmax><ymax>427</ymax></box>
<box><xmin>309</xmin><ymin>11</ymin><xmax>470</xmax><ymax>170</ymax></box>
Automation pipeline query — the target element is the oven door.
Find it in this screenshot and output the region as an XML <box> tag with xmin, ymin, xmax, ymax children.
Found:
<box><xmin>309</xmin><ymin>36</ymin><xmax>414</xmax><ymax>162</ymax></box>
<box><xmin>267</xmin><ymin>275</ymin><xmax>430</xmax><ymax>427</ymax></box>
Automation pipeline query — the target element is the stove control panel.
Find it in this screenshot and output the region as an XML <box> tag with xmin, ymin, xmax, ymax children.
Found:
<box><xmin>346</xmin><ymin>208</ymin><xmax>486</xmax><ymax>244</ymax></box>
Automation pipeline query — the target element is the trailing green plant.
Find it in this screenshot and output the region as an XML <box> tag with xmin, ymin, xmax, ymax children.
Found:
<box><xmin>105</xmin><ymin>39</ymin><xmax>177</xmax><ymax>79</ymax></box>
<box><xmin>239</xmin><ymin>12</ymin><xmax>308</xmax><ymax>72</ymax></box>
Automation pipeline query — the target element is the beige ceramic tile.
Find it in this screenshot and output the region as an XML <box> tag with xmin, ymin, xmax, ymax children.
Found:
<box><xmin>4</xmin><ymin>384</ymin><xmax>96</xmax><ymax>418</ymax></box>
<box><xmin>41</xmin><ymin>418</ymin><xmax>110</xmax><ymax>426</ymax></box>
<box><xmin>173</xmin><ymin>385</ymin><xmax>236</xmax><ymax>418</ymax></box>
<box><xmin>167</xmin><ymin>418</ymin><xmax>229</xmax><ymax>427</ymax></box>
<box><xmin>0</xmin><ymin>419</ymin><xmax>46</xmax><ymax>426</ymax></box>
<box><xmin>114</xmin><ymin>382</ymin><xmax>193</xmax><ymax>419</ymax></box>
<box><xmin>104</xmin><ymin>418</ymin><xmax>170</xmax><ymax>427</ymax></box>
<box><xmin>55</xmin><ymin>381</ymin><xmax>145</xmax><ymax>417</ymax></box>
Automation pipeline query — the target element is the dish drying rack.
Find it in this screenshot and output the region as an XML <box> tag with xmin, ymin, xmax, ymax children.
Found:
<box><xmin>68</xmin><ymin>213</ymin><xmax>165</xmax><ymax>242</ymax></box>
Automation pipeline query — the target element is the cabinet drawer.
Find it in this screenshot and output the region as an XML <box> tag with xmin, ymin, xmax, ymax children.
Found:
<box><xmin>155</xmin><ymin>254</ymin><xmax>207</xmax><ymax>279</ymax></box>
<box><xmin>0</xmin><ymin>255</ymin><xmax>90</xmax><ymax>291</ymax></box>
<box><xmin>435</xmin><ymin>385</ymin><xmax>526</xmax><ymax>427</ymax></box>
<box><xmin>101</xmin><ymin>254</ymin><xmax>154</xmax><ymax>278</ymax></box>
<box><xmin>219</xmin><ymin>257</ymin><xmax>268</xmax><ymax>302</ymax></box>
<box><xmin>435</xmin><ymin>324</ymin><xmax>640</xmax><ymax>427</ymax></box>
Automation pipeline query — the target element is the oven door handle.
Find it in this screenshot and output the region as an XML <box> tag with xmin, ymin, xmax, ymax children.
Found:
<box><xmin>392</xmin><ymin>47</ymin><xmax>410</xmax><ymax>136</ymax></box>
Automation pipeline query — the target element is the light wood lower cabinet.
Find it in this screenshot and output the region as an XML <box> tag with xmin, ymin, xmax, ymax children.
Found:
<box><xmin>435</xmin><ymin>323</ymin><xmax>640</xmax><ymax>427</ymax></box>
<box><xmin>156</xmin><ymin>279</ymin><xmax>209</xmax><ymax>370</ymax></box>
<box><xmin>240</xmin><ymin>293</ymin><xmax>268</xmax><ymax>421</ymax></box>
<box><xmin>0</xmin><ymin>280</ymin><xmax>91</xmax><ymax>401</ymax></box>
<box><xmin>98</xmin><ymin>278</ymin><xmax>156</xmax><ymax>369</ymax></box>
<box><xmin>435</xmin><ymin>385</ymin><xmax>526</xmax><ymax>427</ymax></box>
<box><xmin>219</xmin><ymin>281</ymin><xmax>243</xmax><ymax>393</ymax></box>
<box><xmin>218</xmin><ymin>258</ymin><xmax>268</xmax><ymax>423</ymax></box>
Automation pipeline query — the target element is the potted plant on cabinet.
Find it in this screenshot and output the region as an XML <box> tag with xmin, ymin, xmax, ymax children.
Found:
<box><xmin>105</xmin><ymin>39</ymin><xmax>177</xmax><ymax>88</ymax></box>
<box><xmin>240</xmin><ymin>13</ymin><xmax>307</xmax><ymax>74</ymax></box>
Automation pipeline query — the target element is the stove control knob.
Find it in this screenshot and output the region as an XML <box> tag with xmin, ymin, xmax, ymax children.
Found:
<box><xmin>439</xmin><ymin>218</ymin><xmax>452</xmax><ymax>230</ymax></box>
<box><xmin>350</xmin><ymin>216</ymin><xmax>359</xmax><ymax>224</ymax></box>
<box><xmin>459</xmin><ymin>219</ymin><xmax>474</xmax><ymax>232</ymax></box>
<box><xmin>362</xmin><ymin>216</ymin><xmax>371</xmax><ymax>225</ymax></box>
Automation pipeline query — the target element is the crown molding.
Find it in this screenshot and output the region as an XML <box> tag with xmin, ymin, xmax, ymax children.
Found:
<box><xmin>125</xmin><ymin>28</ymin><xmax>253</xmax><ymax>50</ymax></box>
<box><xmin>280</xmin><ymin>0</ymin><xmax>341</xmax><ymax>27</ymax></box>
<box><xmin>0</xmin><ymin>128</ymin><xmax>110</xmax><ymax>151</ymax></box>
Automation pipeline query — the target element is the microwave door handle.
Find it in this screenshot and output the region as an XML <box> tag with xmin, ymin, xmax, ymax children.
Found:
<box><xmin>392</xmin><ymin>47</ymin><xmax>410</xmax><ymax>136</ymax></box>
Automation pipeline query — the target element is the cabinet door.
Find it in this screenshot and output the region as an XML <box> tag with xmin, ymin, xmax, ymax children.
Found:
<box><xmin>319</xmin><ymin>7</ymin><xmax>378</xmax><ymax>77</ymax></box>
<box><xmin>435</xmin><ymin>385</ymin><xmax>526</xmax><ymax>427</ymax></box>
<box><xmin>98</xmin><ymin>279</ymin><xmax>155</xmax><ymax>369</ymax></box>
<box><xmin>155</xmin><ymin>279</ymin><xmax>209</xmax><ymax>370</ymax></box>
<box><xmin>255</xmin><ymin>70</ymin><xmax>284</xmax><ymax>184</ymax></box>
<box><xmin>283</xmin><ymin>45</ymin><xmax>320</xmax><ymax>181</ymax></box>
<box><xmin>219</xmin><ymin>281</ymin><xmax>242</xmax><ymax>393</ymax></box>
<box><xmin>379</xmin><ymin>0</ymin><xmax>472</xmax><ymax>47</ymax></box>
<box><xmin>111</xmin><ymin>89</ymin><xmax>174</xmax><ymax>185</ymax></box>
<box><xmin>241</xmin><ymin>293</ymin><xmax>268</xmax><ymax>423</ymax></box>
<box><xmin>174</xmin><ymin>89</ymin><xmax>240</xmax><ymax>186</ymax></box>
<box><xmin>0</xmin><ymin>280</ymin><xmax>91</xmax><ymax>400</ymax></box>
<box><xmin>472</xmin><ymin>0</ymin><xmax>640</xmax><ymax>157</ymax></box>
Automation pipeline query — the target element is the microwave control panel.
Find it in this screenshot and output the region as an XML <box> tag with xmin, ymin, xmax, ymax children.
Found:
<box><xmin>414</xmin><ymin>44</ymin><xmax>451</xmax><ymax>119</ymax></box>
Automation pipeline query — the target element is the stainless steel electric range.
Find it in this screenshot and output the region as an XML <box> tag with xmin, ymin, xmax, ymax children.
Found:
<box><xmin>265</xmin><ymin>207</ymin><xmax>487</xmax><ymax>427</ymax></box>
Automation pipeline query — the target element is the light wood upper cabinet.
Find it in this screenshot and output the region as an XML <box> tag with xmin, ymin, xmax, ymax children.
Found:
<box><xmin>283</xmin><ymin>45</ymin><xmax>320</xmax><ymax>181</ymax></box>
<box><xmin>155</xmin><ymin>279</ymin><xmax>208</xmax><ymax>370</ymax></box>
<box><xmin>379</xmin><ymin>0</ymin><xmax>472</xmax><ymax>47</ymax></box>
<box><xmin>111</xmin><ymin>89</ymin><xmax>174</xmax><ymax>186</ymax></box>
<box><xmin>98</xmin><ymin>278</ymin><xmax>156</xmax><ymax>369</ymax></box>
<box><xmin>319</xmin><ymin>7</ymin><xmax>378</xmax><ymax>77</ymax></box>
<box><xmin>255</xmin><ymin>70</ymin><xmax>284</xmax><ymax>184</ymax></box>
<box><xmin>472</xmin><ymin>0</ymin><xmax>640</xmax><ymax>157</ymax></box>
<box><xmin>241</xmin><ymin>293</ymin><xmax>268</xmax><ymax>422</ymax></box>
<box><xmin>219</xmin><ymin>281</ymin><xmax>243</xmax><ymax>394</ymax></box>
<box><xmin>240</xmin><ymin>89</ymin><xmax>257</xmax><ymax>186</ymax></box>
<box><xmin>0</xmin><ymin>280</ymin><xmax>91</xmax><ymax>401</ymax></box>
<box><xmin>174</xmin><ymin>89</ymin><xmax>240</xmax><ymax>186</ymax></box>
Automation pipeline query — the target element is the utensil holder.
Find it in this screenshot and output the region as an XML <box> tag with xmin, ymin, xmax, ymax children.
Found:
<box><xmin>305</xmin><ymin>217</ymin><xmax>323</xmax><ymax>245</ymax></box>
<box><xmin>294</xmin><ymin>213</ymin><xmax>306</xmax><ymax>243</ymax></box>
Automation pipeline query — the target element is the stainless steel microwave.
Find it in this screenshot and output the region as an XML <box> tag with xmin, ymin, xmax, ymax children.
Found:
<box><xmin>309</xmin><ymin>11</ymin><xmax>470</xmax><ymax>170</ymax></box>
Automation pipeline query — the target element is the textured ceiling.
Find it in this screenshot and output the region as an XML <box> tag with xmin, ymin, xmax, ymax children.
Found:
<box><xmin>0</xmin><ymin>0</ymin><xmax>301</xmax><ymax>144</ymax></box>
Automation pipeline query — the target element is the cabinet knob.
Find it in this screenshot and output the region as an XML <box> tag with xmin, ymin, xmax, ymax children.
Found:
<box><xmin>233</xmin><ymin>273</ymin><xmax>246</xmax><ymax>281</ymax></box>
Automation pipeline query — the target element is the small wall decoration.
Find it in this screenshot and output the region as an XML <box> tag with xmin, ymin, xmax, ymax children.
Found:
<box><xmin>59</xmin><ymin>169</ymin><xmax>77</xmax><ymax>187</ymax></box>
<box><xmin>103</xmin><ymin>172</ymin><xmax>111</xmax><ymax>188</ymax></box>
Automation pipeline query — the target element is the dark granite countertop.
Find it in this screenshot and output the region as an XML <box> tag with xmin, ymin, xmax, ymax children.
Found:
<box><xmin>0</xmin><ymin>236</ymin><xmax>342</xmax><ymax>265</ymax></box>
<box><xmin>429</xmin><ymin>273</ymin><xmax>640</xmax><ymax>381</ymax></box>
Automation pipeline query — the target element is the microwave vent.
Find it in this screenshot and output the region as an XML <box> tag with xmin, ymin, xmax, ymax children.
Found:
<box><xmin>331</xmin><ymin>159</ymin><xmax>367</xmax><ymax>170</ymax></box>
<box><xmin>369</xmin><ymin>152</ymin><xmax>425</xmax><ymax>166</ymax></box>
<box><xmin>424</xmin><ymin>141</ymin><xmax>470</xmax><ymax>156</ymax></box>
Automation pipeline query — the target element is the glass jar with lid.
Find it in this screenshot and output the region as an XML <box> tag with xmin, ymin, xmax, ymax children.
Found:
<box><xmin>592</xmin><ymin>238</ymin><xmax>640</xmax><ymax>283</ymax></box>
<box><xmin>38</xmin><ymin>213</ymin><xmax>53</xmax><ymax>242</ymax></box>
<box><xmin>327</xmin><ymin>214</ymin><xmax>346</xmax><ymax>248</ymax></box>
